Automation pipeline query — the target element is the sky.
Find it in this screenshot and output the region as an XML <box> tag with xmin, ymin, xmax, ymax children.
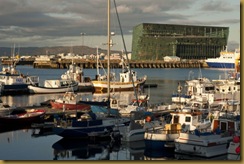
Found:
<box><xmin>0</xmin><ymin>0</ymin><xmax>241</xmax><ymax>51</ymax></box>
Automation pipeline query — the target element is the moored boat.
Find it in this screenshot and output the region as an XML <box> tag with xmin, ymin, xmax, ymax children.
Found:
<box><xmin>0</xmin><ymin>65</ymin><xmax>39</xmax><ymax>95</ymax></box>
<box><xmin>50</xmin><ymin>91</ymin><xmax>91</xmax><ymax>111</ymax></box>
<box><xmin>174</xmin><ymin>115</ymin><xmax>240</xmax><ymax>158</ymax></box>
<box><xmin>28</xmin><ymin>79</ymin><xmax>78</xmax><ymax>94</ymax></box>
<box><xmin>144</xmin><ymin>107</ymin><xmax>211</xmax><ymax>150</ymax></box>
<box><xmin>52</xmin><ymin>107</ymin><xmax>129</xmax><ymax>139</ymax></box>
<box><xmin>92</xmin><ymin>56</ymin><xmax>147</xmax><ymax>93</ymax></box>
<box><xmin>61</xmin><ymin>61</ymin><xmax>94</xmax><ymax>92</ymax></box>
<box><xmin>0</xmin><ymin>109</ymin><xmax>46</xmax><ymax>125</ymax></box>
<box><xmin>205</xmin><ymin>48</ymin><xmax>240</xmax><ymax>69</ymax></box>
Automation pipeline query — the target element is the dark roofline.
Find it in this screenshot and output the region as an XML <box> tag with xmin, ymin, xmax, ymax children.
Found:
<box><xmin>136</xmin><ymin>23</ymin><xmax>228</xmax><ymax>29</ymax></box>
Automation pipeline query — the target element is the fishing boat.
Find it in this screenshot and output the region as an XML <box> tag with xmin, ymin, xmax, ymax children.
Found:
<box><xmin>0</xmin><ymin>45</ymin><xmax>39</xmax><ymax>95</ymax></box>
<box><xmin>0</xmin><ymin>64</ymin><xmax>39</xmax><ymax>95</ymax></box>
<box><xmin>174</xmin><ymin>115</ymin><xmax>240</xmax><ymax>158</ymax></box>
<box><xmin>92</xmin><ymin>58</ymin><xmax>147</xmax><ymax>93</ymax></box>
<box><xmin>0</xmin><ymin>109</ymin><xmax>46</xmax><ymax>125</ymax></box>
<box><xmin>205</xmin><ymin>48</ymin><xmax>240</xmax><ymax>69</ymax></box>
<box><xmin>60</xmin><ymin>60</ymin><xmax>94</xmax><ymax>92</ymax></box>
<box><xmin>144</xmin><ymin>107</ymin><xmax>211</xmax><ymax>150</ymax></box>
<box><xmin>119</xmin><ymin>94</ymin><xmax>150</xmax><ymax>116</ymax></box>
<box><xmin>50</xmin><ymin>91</ymin><xmax>91</xmax><ymax>111</ymax></box>
<box><xmin>28</xmin><ymin>79</ymin><xmax>78</xmax><ymax>94</ymax></box>
<box><xmin>119</xmin><ymin>110</ymin><xmax>169</xmax><ymax>142</ymax></box>
<box><xmin>52</xmin><ymin>106</ymin><xmax>129</xmax><ymax>139</ymax></box>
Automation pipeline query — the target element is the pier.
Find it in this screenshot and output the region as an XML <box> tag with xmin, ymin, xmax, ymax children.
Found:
<box><xmin>32</xmin><ymin>59</ymin><xmax>208</xmax><ymax>69</ymax></box>
<box><xmin>1</xmin><ymin>58</ymin><xmax>208</xmax><ymax>69</ymax></box>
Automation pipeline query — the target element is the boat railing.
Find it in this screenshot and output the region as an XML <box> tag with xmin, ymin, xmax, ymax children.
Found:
<box><xmin>145</xmin><ymin>127</ymin><xmax>182</xmax><ymax>134</ymax></box>
<box><xmin>26</xmin><ymin>76</ymin><xmax>39</xmax><ymax>86</ymax></box>
<box><xmin>145</xmin><ymin>123</ymin><xmax>182</xmax><ymax>134</ymax></box>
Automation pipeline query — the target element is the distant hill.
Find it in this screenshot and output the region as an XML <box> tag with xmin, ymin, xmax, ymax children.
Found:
<box><xmin>0</xmin><ymin>46</ymin><xmax>121</xmax><ymax>56</ymax></box>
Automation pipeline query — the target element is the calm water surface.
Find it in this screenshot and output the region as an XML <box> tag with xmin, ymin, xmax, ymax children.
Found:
<box><xmin>0</xmin><ymin>66</ymin><xmax>232</xmax><ymax>160</ymax></box>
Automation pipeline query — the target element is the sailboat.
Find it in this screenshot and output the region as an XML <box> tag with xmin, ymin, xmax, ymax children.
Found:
<box><xmin>93</xmin><ymin>57</ymin><xmax>147</xmax><ymax>93</ymax></box>
<box><xmin>52</xmin><ymin>0</ymin><xmax>131</xmax><ymax>140</ymax></box>
<box><xmin>92</xmin><ymin>2</ymin><xmax>147</xmax><ymax>94</ymax></box>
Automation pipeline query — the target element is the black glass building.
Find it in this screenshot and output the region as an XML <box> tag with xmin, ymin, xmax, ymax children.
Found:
<box><xmin>132</xmin><ymin>23</ymin><xmax>229</xmax><ymax>60</ymax></box>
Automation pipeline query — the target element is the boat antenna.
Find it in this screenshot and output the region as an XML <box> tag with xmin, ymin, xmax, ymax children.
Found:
<box><xmin>113</xmin><ymin>0</ymin><xmax>139</xmax><ymax>106</ymax></box>
<box><xmin>198</xmin><ymin>63</ymin><xmax>202</xmax><ymax>79</ymax></box>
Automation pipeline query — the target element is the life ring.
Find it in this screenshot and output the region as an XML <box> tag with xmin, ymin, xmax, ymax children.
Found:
<box><xmin>145</xmin><ymin>116</ymin><xmax>151</xmax><ymax>122</ymax></box>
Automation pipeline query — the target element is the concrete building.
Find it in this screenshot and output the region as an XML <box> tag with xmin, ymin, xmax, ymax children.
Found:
<box><xmin>131</xmin><ymin>23</ymin><xmax>229</xmax><ymax>60</ymax></box>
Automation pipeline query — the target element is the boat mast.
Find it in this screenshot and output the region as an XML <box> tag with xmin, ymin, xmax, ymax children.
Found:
<box><xmin>107</xmin><ymin>0</ymin><xmax>111</xmax><ymax>108</ymax></box>
<box><xmin>96</xmin><ymin>46</ymin><xmax>99</xmax><ymax>76</ymax></box>
<box><xmin>113</xmin><ymin>0</ymin><xmax>139</xmax><ymax>104</ymax></box>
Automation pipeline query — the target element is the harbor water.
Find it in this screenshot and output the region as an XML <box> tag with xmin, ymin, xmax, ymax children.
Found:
<box><xmin>0</xmin><ymin>65</ymin><xmax>238</xmax><ymax>160</ymax></box>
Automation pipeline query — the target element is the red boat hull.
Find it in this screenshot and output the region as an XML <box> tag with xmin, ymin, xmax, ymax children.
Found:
<box><xmin>0</xmin><ymin>109</ymin><xmax>46</xmax><ymax>125</ymax></box>
<box><xmin>50</xmin><ymin>101</ymin><xmax>91</xmax><ymax>111</ymax></box>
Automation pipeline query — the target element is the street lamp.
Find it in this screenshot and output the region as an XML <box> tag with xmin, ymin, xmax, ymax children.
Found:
<box><xmin>80</xmin><ymin>33</ymin><xmax>86</xmax><ymax>55</ymax></box>
<box><xmin>80</xmin><ymin>32</ymin><xmax>86</xmax><ymax>46</ymax></box>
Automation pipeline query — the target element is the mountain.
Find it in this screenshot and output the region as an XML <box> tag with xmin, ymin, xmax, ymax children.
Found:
<box><xmin>0</xmin><ymin>46</ymin><xmax>121</xmax><ymax>57</ymax></box>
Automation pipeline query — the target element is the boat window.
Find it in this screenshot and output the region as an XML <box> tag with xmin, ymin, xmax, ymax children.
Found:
<box><xmin>193</xmin><ymin>103</ymin><xmax>199</xmax><ymax>107</ymax></box>
<box><xmin>220</xmin><ymin>122</ymin><xmax>227</xmax><ymax>131</ymax></box>
<box><xmin>185</xmin><ymin>103</ymin><xmax>192</xmax><ymax>107</ymax></box>
<box><xmin>202</xmin><ymin>104</ymin><xmax>208</xmax><ymax>108</ymax></box>
<box><xmin>205</xmin><ymin>86</ymin><xmax>214</xmax><ymax>91</ymax></box>
<box><xmin>173</xmin><ymin>115</ymin><xmax>179</xmax><ymax>123</ymax></box>
<box><xmin>185</xmin><ymin>116</ymin><xmax>191</xmax><ymax>122</ymax></box>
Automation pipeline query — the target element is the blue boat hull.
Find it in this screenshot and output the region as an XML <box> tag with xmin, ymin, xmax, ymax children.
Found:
<box><xmin>145</xmin><ymin>139</ymin><xmax>167</xmax><ymax>150</ymax></box>
<box><xmin>206</xmin><ymin>62</ymin><xmax>235</xmax><ymax>69</ymax></box>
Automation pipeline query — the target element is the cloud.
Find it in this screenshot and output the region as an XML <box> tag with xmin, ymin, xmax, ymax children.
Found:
<box><xmin>0</xmin><ymin>0</ymin><xmax>240</xmax><ymax>48</ymax></box>
<box><xmin>199</xmin><ymin>0</ymin><xmax>237</xmax><ymax>12</ymax></box>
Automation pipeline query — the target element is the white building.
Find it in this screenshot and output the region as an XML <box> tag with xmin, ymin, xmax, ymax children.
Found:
<box><xmin>163</xmin><ymin>56</ymin><xmax>180</xmax><ymax>62</ymax></box>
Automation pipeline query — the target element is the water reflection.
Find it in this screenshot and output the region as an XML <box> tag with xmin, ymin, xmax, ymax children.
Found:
<box><xmin>0</xmin><ymin>79</ymin><xmax>183</xmax><ymax>108</ymax></box>
<box><xmin>144</xmin><ymin>147</ymin><xmax>175</xmax><ymax>160</ymax></box>
<box><xmin>122</xmin><ymin>140</ymin><xmax>146</xmax><ymax>160</ymax></box>
<box><xmin>52</xmin><ymin>138</ymin><xmax>121</xmax><ymax>160</ymax></box>
<box><xmin>1</xmin><ymin>91</ymin><xmax>136</xmax><ymax>107</ymax></box>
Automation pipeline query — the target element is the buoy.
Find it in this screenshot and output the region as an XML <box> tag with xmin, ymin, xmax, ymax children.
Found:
<box><xmin>145</xmin><ymin>116</ymin><xmax>151</xmax><ymax>122</ymax></box>
<box><xmin>235</xmin><ymin>146</ymin><xmax>240</xmax><ymax>154</ymax></box>
<box><xmin>233</xmin><ymin>136</ymin><xmax>240</xmax><ymax>143</ymax></box>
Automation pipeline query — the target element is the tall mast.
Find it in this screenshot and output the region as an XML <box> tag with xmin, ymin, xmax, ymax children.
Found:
<box><xmin>107</xmin><ymin>0</ymin><xmax>111</xmax><ymax>101</ymax></box>
<box><xmin>96</xmin><ymin>46</ymin><xmax>99</xmax><ymax>75</ymax></box>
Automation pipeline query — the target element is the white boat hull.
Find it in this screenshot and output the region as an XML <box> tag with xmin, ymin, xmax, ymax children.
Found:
<box><xmin>174</xmin><ymin>132</ymin><xmax>232</xmax><ymax>158</ymax></box>
<box><xmin>28</xmin><ymin>83</ymin><xmax>78</xmax><ymax>94</ymax></box>
<box><xmin>227</xmin><ymin>141</ymin><xmax>240</xmax><ymax>160</ymax></box>
<box><xmin>119</xmin><ymin>126</ymin><xmax>145</xmax><ymax>142</ymax></box>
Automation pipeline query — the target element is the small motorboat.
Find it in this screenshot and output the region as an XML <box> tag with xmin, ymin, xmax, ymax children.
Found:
<box><xmin>0</xmin><ymin>109</ymin><xmax>46</xmax><ymax>126</ymax></box>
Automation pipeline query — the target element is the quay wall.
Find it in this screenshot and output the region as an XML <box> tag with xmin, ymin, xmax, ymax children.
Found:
<box><xmin>32</xmin><ymin>59</ymin><xmax>208</xmax><ymax>69</ymax></box>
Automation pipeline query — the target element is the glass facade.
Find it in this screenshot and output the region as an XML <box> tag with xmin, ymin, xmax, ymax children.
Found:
<box><xmin>132</xmin><ymin>23</ymin><xmax>229</xmax><ymax>60</ymax></box>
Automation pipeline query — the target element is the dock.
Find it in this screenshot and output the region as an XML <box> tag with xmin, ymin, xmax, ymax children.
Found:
<box><xmin>1</xmin><ymin>58</ymin><xmax>208</xmax><ymax>69</ymax></box>
<box><xmin>32</xmin><ymin>59</ymin><xmax>208</xmax><ymax>69</ymax></box>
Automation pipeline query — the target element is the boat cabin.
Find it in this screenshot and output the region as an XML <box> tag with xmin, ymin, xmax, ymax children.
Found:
<box><xmin>170</xmin><ymin>108</ymin><xmax>211</xmax><ymax>131</ymax></box>
<box><xmin>211</xmin><ymin>116</ymin><xmax>240</xmax><ymax>136</ymax></box>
